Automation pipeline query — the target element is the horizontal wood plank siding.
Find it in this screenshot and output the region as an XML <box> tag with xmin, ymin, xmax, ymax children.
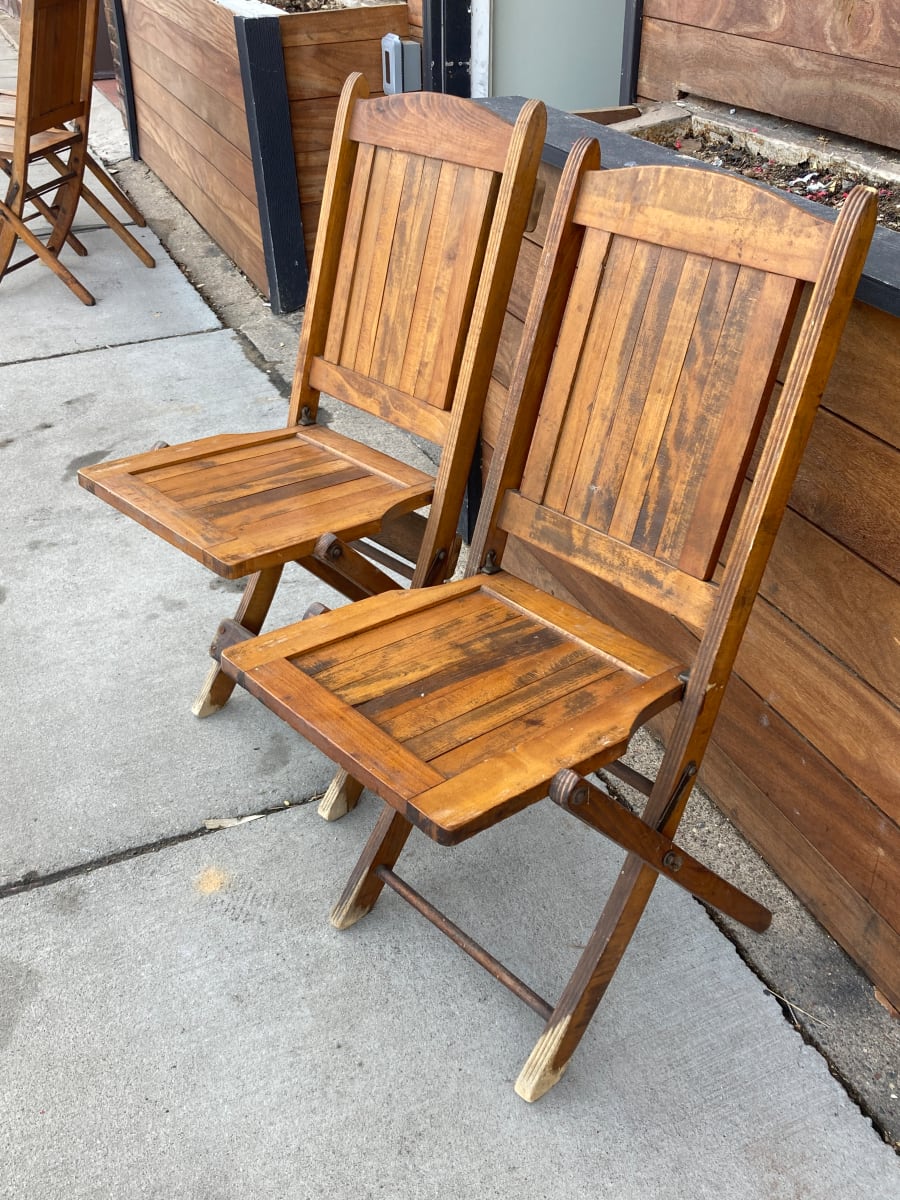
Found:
<box><xmin>120</xmin><ymin>0</ymin><xmax>267</xmax><ymax>291</ymax></box>
<box><xmin>638</xmin><ymin>8</ymin><xmax>900</xmax><ymax>152</ymax></box>
<box><xmin>280</xmin><ymin>3</ymin><xmax>410</xmax><ymax>259</ymax></box>
<box><xmin>488</xmin><ymin>164</ymin><xmax>900</xmax><ymax>1009</ymax></box>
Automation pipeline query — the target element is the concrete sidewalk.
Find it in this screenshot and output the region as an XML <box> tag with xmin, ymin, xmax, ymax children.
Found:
<box><xmin>1</xmin><ymin>33</ymin><xmax>898</xmax><ymax>1196</ymax></box>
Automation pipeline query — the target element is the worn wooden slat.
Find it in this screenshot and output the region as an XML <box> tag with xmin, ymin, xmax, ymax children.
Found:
<box><xmin>336</xmin><ymin>144</ymin><xmax>392</xmax><ymax>367</ymax></box>
<box><xmin>278</xmin><ymin>3</ymin><xmax>409</xmax><ymax>49</ymax></box>
<box><xmin>638</xmin><ymin>17</ymin><xmax>900</xmax><ymax>152</ymax></box>
<box><xmin>414</xmin><ymin>659</ymin><xmax>629</xmax><ymax>767</ymax></box>
<box><xmin>556</xmin><ymin>239</ymin><xmax>662</xmax><ymax>514</ymax></box>
<box><xmin>606</xmin><ymin>253</ymin><xmax>711</xmax><ymax>545</ymax></box>
<box><xmin>416</xmin><ymin>167</ymin><xmax>496</xmax><ymax>408</ymax></box>
<box><xmin>814</xmin><ymin>301</ymin><xmax>900</xmax><ymax>448</ymax></box>
<box><xmin>308</xmin><ymin>358</ymin><xmax>452</xmax><ymax>445</ymax></box>
<box><xmin>298</xmin><ymin>589</ymin><xmax>509</xmax><ymax>679</ymax></box>
<box><xmin>499</xmin><ymin>493</ymin><xmax>716</xmax><ymax>629</ymax></box>
<box><xmin>411</xmin><ymin>669</ymin><xmax>683</xmax><ymax>843</ymax></box>
<box><xmin>486</xmin><ymin>573</ymin><xmax>682</xmax><ymax>677</ymax></box>
<box><xmin>239</xmin><ymin>659</ymin><xmax>445</xmax><ymax>806</ymax></box>
<box><xmin>322</xmin><ymin>140</ymin><xmax>375</xmax><ymax>364</ymax></box>
<box><xmin>643</xmin><ymin>0</ymin><xmax>900</xmax><ymax>69</ymax></box>
<box><xmin>144</xmin><ymin>443</ymin><xmax>340</xmax><ymax>503</ymax></box>
<box><xmin>575</xmin><ymin>165</ymin><xmax>833</xmax><ymax>280</ymax></box>
<box><xmin>671</xmin><ymin>270</ymin><xmax>797</xmax><ymax>578</ymax></box>
<box><xmin>350</xmin><ymin>90</ymin><xmax>519</xmax><ymax>174</ymax></box>
<box><xmin>352</xmin><ymin>151</ymin><xmax>416</xmax><ymax>378</ymax></box>
<box><xmin>585</xmin><ymin>246</ymin><xmax>694</xmax><ymax>533</ymax></box>
<box><xmin>224</xmin><ymin>576</ymin><xmax>485</xmax><ymax>673</ymax></box>
<box><xmin>370</xmin><ymin>156</ymin><xmax>440</xmax><ymax>385</ymax></box>
<box><xmin>366</xmin><ymin>639</ymin><xmax>598</xmax><ymax>742</ymax></box>
<box><xmin>311</xmin><ymin>604</ymin><xmax>531</xmax><ymax>705</ymax></box>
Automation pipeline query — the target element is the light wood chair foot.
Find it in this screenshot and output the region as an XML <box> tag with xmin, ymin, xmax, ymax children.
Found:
<box><xmin>318</xmin><ymin>769</ymin><xmax>364</xmax><ymax>821</ymax></box>
<box><xmin>330</xmin><ymin>805</ymin><xmax>412</xmax><ymax>929</ymax></box>
<box><xmin>191</xmin><ymin>661</ymin><xmax>234</xmax><ymax>717</ymax></box>
<box><xmin>514</xmin><ymin>1018</ymin><xmax>573</xmax><ymax>1102</ymax></box>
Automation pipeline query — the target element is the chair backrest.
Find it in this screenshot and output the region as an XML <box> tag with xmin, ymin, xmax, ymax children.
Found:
<box><xmin>291</xmin><ymin>76</ymin><xmax>546</xmax><ymax>443</ymax></box>
<box><xmin>474</xmin><ymin>156</ymin><xmax>875</xmax><ymax>738</ymax></box>
<box><xmin>16</xmin><ymin>0</ymin><xmax>96</xmax><ymax>139</ymax></box>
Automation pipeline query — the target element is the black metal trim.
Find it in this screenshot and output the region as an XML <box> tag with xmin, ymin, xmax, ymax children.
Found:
<box><xmin>106</xmin><ymin>0</ymin><xmax>140</xmax><ymax>160</ymax></box>
<box><xmin>421</xmin><ymin>0</ymin><xmax>471</xmax><ymax>97</ymax></box>
<box><xmin>619</xmin><ymin>0</ymin><xmax>644</xmax><ymax>106</ymax></box>
<box><xmin>234</xmin><ymin>14</ymin><xmax>308</xmax><ymax>314</ymax></box>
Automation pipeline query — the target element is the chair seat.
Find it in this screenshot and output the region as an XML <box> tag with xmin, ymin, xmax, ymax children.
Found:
<box><xmin>0</xmin><ymin>123</ymin><xmax>79</xmax><ymax>156</ymax></box>
<box><xmin>221</xmin><ymin>571</ymin><xmax>685</xmax><ymax>843</ymax></box>
<box><xmin>79</xmin><ymin>424</ymin><xmax>436</xmax><ymax>577</ymax></box>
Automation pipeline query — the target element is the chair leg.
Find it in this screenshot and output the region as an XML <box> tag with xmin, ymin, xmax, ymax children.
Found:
<box><xmin>318</xmin><ymin>769</ymin><xmax>364</xmax><ymax>821</ymax></box>
<box><xmin>85</xmin><ymin>152</ymin><xmax>147</xmax><ymax>226</ymax></box>
<box><xmin>193</xmin><ymin>565</ymin><xmax>284</xmax><ymax>717</ymax></box>
<box><xmin>515</xmin><ymin>856</ymin><xmax>659</xmax><ymax>1102</ymax></box>
<box><xmin>0</xmin><ymin>200</ymin><xmax>94</xmax><ymax>304</ymax></box>
<box><xmin>45</xmin><ymin>151</ymin><xmax>155</xmax><ymax>269</ymax></box>
<box><xmin>330</xmin><ymin>804</ymin><xmax>413</xmax><ymax>930</ymax></box>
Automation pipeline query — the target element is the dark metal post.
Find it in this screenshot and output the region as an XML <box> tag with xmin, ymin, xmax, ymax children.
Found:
<box><xmin>422</xmin><ymin>0</ymin><xmax>471</xmax><ymax>97</ymax></box>
<box><xmin>619</xmin><ymin>0</ymin><xmax>643</xmax><ymax>105</ymax></box>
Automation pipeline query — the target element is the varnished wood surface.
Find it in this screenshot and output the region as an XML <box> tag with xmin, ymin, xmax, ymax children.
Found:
<box><xmin>217</xmin><ymin>150</ymin><xmax>875</xmax><ymax>1097</ymax></box>
<box><xmin>487</xmin><ymin>159</ymin><xmax>899</xmax><ymax>1013</ymax></box>
<box><xmin>639</xmin><ymin>11</ymin><xmax>900</xmax><ymax>152</ymax></box>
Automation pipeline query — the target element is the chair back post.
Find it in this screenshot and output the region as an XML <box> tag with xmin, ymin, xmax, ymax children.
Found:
<box><xmin>289</xmin><ymin>72</ymin><xmax>369</xmax><ymax>428</ymax></box>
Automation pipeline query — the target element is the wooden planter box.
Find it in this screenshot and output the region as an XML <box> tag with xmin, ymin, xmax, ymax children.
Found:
<box><xmin>485</xmin><ymin>101</ymin><xmax>900</xmax><ymax>1013</ymax></box>
<box><xmin>108</xmin><ymin>0</ymin><xmax>413</xmax><ymax>311</ymax></box>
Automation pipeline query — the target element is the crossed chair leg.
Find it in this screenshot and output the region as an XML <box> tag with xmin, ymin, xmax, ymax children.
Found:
<box><xmin>327</xmin><ymin>767</ymin><xmax>771</xmax><ymax>1102</ymax></box>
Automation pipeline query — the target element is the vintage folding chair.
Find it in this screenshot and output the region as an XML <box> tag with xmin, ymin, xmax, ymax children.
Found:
<box><xmin>79</xmin><ymin>74</ymin><xmax>546</xmax><ymax>739</ymax></box>
<box><xmin>218</xmin><ymin>141</ymin><xmax>876</xmax><ymax>1100</ymax></box>
<box><xmin>0</xmin><ymin>0</ymin><xmax>154</xmax><ymax>305</ymax></box>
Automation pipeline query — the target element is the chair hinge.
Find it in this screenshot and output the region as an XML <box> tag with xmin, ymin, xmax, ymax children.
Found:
<box><xmin>481</xmin><ymin>549</ymin><xmax>500</xmax><ymax>574</ymax></box>
<box><xmin>422</xmin><ymin>548</ymin><xmax>448</xmax><ymax>586</ymax></box>
<box><xmin>656</xmin><ymin>761</ymin><xmax>697</xmax><ymax>832</ymax></box>
<box><xmin>299</xmin><ymin>405</ymin><xmax>315</xmax><ymax>426</ymax></box>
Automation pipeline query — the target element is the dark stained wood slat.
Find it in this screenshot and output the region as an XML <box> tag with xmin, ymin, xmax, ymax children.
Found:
<box><xmin>322</xmin><ymin>140</ymin><xmax>375</xmax><ymax>365</ymax></box>
<box><xmin>407</xmin><ymin>656</ymin><xmax>625</xmax><ymax>765</ymax></box>
<box><xmin>365</xmin><ymin>640</ymin><xmax>599</xmax><ymax>742</ymax></box>
<box><xmin>144</xmin><ymin>443</ymin><xmax>340</xmax><ymax>502</ymax></box>
<box><xmin>200</xmin><ymin>464</ymin><xmax>371</xmax><ymax>521</ymax></box>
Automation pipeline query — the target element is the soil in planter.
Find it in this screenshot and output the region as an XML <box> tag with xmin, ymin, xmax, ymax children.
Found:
<box><xmin>642</xmin><ymin>128</ymin><xmax>900</xmax><ymax>233</ymax></box>
<box><xmin>265</xmin><ymin>0</ymin><xmax>368</xmax><ymax>11</ymax></box>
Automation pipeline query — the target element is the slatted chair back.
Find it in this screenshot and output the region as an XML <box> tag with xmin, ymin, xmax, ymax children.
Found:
<box><xmin>480</xmin><ymin>164</ymin><xmax>865</xmax><ymax>640</ymax></box>
<box><xmin>17</xmin><ymin>0</ymin><xmax>95</xmax><ymax>140</ymax></box>
<box><xmin>290</xmin><ymin>80</ymin><xmax>543</xmax><ymax>500</ymax></box>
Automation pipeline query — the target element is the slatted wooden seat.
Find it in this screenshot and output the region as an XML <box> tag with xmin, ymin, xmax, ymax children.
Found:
<box><xmin>0</xmin><ymin>0</ymin><xmax>153</xmax><ymax>304</ymax></box>
<box><xmin>220</xmin><ymin>140</ymin><xmax>876</xmax><ymax>1100</ymax></box>
<box><xmin>79</xmin><ymin>73</ymin><xmax>546</xmax><ymax>733</ymax></box>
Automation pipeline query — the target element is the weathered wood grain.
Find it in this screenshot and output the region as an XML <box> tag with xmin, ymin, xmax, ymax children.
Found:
<box><xmin>638</xmin><ymin>17</ymin><xmax>900</xmax><ymax>151</ymax></box>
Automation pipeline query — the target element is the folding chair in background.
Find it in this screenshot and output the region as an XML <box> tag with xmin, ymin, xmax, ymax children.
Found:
<box><xmin>79</xmin><ymin>72</ymin><xmax>547</xmax><ymax>814</ymax></box>
<box><xmin>0</xmin><ymin>0</ymin><xmax>154</xmax><ymax>305</ymax></box>
<box><xmin>219</xmin><ymin>140</ymin><xmax>876</xmax><ymax>1099</ymax></box>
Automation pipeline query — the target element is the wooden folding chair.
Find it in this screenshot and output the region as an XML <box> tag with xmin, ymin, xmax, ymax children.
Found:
<box><xmin>79</xmin><ymin>74</ymin><xmax>547</xmax><ymax>743</ymax></box>
<box><xmin>0</xmin><ymin>0</ymin><xmax>154</xmax><ymax>305</ymax></box>
<box><xmin>218</xmin><ymin>141</ymin><xmax>876</xmax><ymax>1100</ymax></box>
